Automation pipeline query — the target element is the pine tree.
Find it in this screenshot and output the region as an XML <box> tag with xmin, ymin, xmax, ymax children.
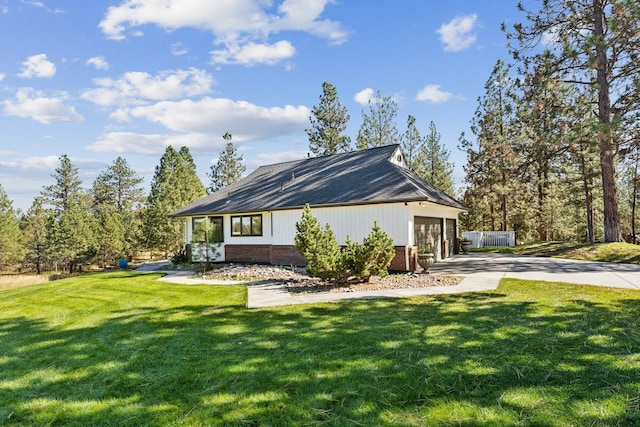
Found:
<box><xmin>41</xmin><ymin>154</ymin><xmax>83</xmax><ymax>216</ymax></box>
<box><xmin>144</xmin><ymin>146</ymin><xmax>206</xmax><ymax>255</ymax></box>
<box><xmin>92</xmin><ymin>156</ymin><xmax>144</xmax><ymax>211</ymax></box>
<box><xmin>461</xmin><ymin>60</ymin><xmax>518</xmax><ymax>232</ymax></box>
<box><xmin>40</xmin><ymin>155</ymin><xmax>96</xmax><ymax>272</ymax></box>
<box><xmin>400</xmin><ymin>115</ymin><xmax>425</xmax><ymax>172</ymax></box>
<box><xmin>356</xmin><ymin>90</ymin><xmax>400</xmax><ymax>149</ymax></box>
<box><xmin>306</xmin><ymin>82</ymin><xmax>351</xmax><ymax>156</ymax></box>
<box><xmin>21</xmin><ymin>197</ymin><xmax>51</xmax><ymax>274</ymax></box>
<box><xmin>0</xmin><ymin>184</ymin><xmax>23</xmax><ymax>269</ymax></box>
<box><xmin>506</xmin><ymin>0</ymin><xmax>640</xmax><ymax>241</ymax></box>
<box><xmin>208</xmin><ymin>133</ymin><xmax>246</xmax><ymax>192</ymax></box>
<box><xmin>49</xmin><ymin>196</ymin><xmax>96</xmax><ymax>273</ymax></box>
<box><xmin>513</xmin><ymin>52</ymin><xmax>575</xmax><ymax>241</ymax></box>
<box><xmin>92</xmin><ymin>157</ymin><xmax>144</xmax><ymax>261</ymax></box>
<box><xmin>417</xmin><ymin>121</ymin><xmax>455</xmax><ymax>196</ymax></box>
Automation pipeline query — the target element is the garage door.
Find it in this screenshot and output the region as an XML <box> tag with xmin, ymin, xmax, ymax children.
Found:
<box><xmin>446</xmin><ymin>218</ymin><xmax>456</xmax><ymax>257</ymax></box>
<box><xmin>414</xmin><ymin>216</ymin><xmax>441</xmax><ymax>259</ymax></box>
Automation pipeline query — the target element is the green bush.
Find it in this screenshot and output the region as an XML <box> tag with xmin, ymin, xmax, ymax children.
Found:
<box><xmin>342</xmin><ymin>222</ymin><xmax>395</xmax><ymax>279</ymax></box>
<box><xmin>294</xmin><ymin>205</ymin><xmax>342</xmax><ymax>280</ymax></box>
<box><xmin>295</xmin><ymin>206</ymin><xmax>395</xmax><ymax>281</ymax></box>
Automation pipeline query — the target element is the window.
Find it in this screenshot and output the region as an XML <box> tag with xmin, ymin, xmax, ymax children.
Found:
<box><xmin>192</xmin><ymin>217</ymin><xmax>223</xmax><ymax>243</ymax></box>
<box><xmin>231</xmin><ymin>214</ymin><xmax>262</xmax><ymax>236</ymax></box>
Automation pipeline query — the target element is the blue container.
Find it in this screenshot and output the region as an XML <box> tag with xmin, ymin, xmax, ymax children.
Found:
<box><xmin>118</xmin><ymin>259</ymin><xmax>128</xmax><ymax>269</ymax></box>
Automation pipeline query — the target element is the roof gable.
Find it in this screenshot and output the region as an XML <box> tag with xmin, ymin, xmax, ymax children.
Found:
<box><xmin>170</xmin><ymin>145</ymin><xmax>466</xmax><ymax>216</ymax></box>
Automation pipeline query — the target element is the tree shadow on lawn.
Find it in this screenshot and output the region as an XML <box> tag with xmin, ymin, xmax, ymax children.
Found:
<box><xmin>1</xmin><ymin>277</ymin><xmax>639</xmax><ymax>426</ymax></box>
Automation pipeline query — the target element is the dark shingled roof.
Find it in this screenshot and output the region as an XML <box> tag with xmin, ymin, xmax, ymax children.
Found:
<box><xmin>169</xmin><ymin>144</ymin><xmax>466</xmax><ymax>217</ymax></box>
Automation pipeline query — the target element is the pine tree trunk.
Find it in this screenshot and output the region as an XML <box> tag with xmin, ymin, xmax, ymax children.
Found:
<box><xmin>579</xmin><ymin>152</ymin><xmax>595</xmax><ymax>243</ymax></box>
<box><xmin>632</xmin><ymin>156</ymin><xmax>638</xmax><ymax>244</ymax></box>
<box><xmin>594</xmin><ymin>0</ymin><xmax>622</xmax><ymax>242</ymax></box>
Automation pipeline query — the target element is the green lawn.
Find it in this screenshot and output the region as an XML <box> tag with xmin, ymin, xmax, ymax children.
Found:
<box><xmin>1</xmin><ymin>272</ymin><xmax>639</xmax><ymax>426</ymax></box>
<box><xmin>478</xmin><ymin>241</ymin><xmax>640</xmax><ymax>264</ymax></box>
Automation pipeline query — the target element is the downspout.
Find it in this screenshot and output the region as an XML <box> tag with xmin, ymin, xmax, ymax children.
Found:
<box><xmin>405</xmin><ymin>245</ymin><xmax>410</xmax><ymax>271</ymax></box>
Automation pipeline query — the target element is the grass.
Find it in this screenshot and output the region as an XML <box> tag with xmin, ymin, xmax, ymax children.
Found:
<box><xmin>478</xmin><ymin>241</ymin><xmax>640</xmax><ymax>264</ymax></box>
<box><xmin>0</xmin><ymin>274</ymin><xmax>50</xmax><ymax>291</ymax></box>
<box><xmin>0</xmin><ymin>272</ymin><xmax>639</xmax><ymax>426</ymax></box>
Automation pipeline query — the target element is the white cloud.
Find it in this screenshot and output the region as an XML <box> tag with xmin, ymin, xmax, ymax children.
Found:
<box><xmin>171</xmin><ymin>42</ymin><xmax>188</xmax><ymax>56</ymax></box>
<box><xmin>18</xmin><ymin>54</ymin><xmax>56</xmax><ymax>78</ymax></box>
<box><xmin>0</xmin><ymin>154</ymin><xmax>61</xmax><ymax>171</ymax></box>
<box><xmin>3</xmin><ymin>88</ymin><xmax>84</xmax><ymax>124</ymax></box>
<box><xmin>354</xmin><ymin>88</ymin><xmax>375</xmax><ymax>105</ymax></box>
<box><xmin>1</xmin><ymin>6</ymin><xmax>8</xmax><ymax>13</ymax></box>
<box><xmin>21</xmin><ymin>0</ymin><xmax>44</xmax><ymax>8</ymax></box>
<box><xmin>272</xmin><ymin>0</ymin><xmax>348</xmax><ymax>43</ymax></box>
<box><xmin>436</xmin><ymin>14</ymin><xmax>478</xmax><ymax>52</ymax></box>
<box><xmin>211</xmin><ymin>40</ymin><xmax>296</xmax><ymax>66</ymax></box>
<box><xmin>114</xmin><ymin>97</ymin><xmax>310</xmax><ymax>138</ymax></box>
<box><xmin>99</xmin><ymin>0</ymin><xmax>347</xmax><ymax>66</ymax></box>
<box><xmin>86</xmin><ymin>56</ymin><xmax>109</xmax><ymax>70</ymax></box>
<box><xmin>89</xmin><ymin>96</ymin><xmax>309</xmax><ymax>155</ymax></box>
<box><xmin>416</xmin><ymin>85</ymin><xmax>453</xmax><ymax>103</ymax></box>
<box><xmin>81</xmin><ymin>68</ymin><xmax>214</xmax><ymax>106</ymax></box>
<box><xmin>0</xmin><ymin>73</ymin><xmax>5</xmax><ymax>81</ymax></box>
<box><xmin>87</xmin><ymin>132</ymin><xmax>212</xmax><ymax>155</ymax></box>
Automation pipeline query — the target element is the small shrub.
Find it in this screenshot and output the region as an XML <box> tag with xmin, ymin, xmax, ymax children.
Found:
<box><xmin>295</xmin><ymin>206</ymin><xmax>394</xmax><ymax>282</ymax></box>
<box><xmin>295</xmin><ymin>206</ymin><xmax>343</xmax><ymax>280</ymax></box>
<box><xmin>342</xmin><ymin>222</ymin><xmax>395</xmax><ymax>280</ymax></box>
<box><xmin>171</xmin><ymin>247</ymin><xmax>190</xmax><ymax>265</ymax></box>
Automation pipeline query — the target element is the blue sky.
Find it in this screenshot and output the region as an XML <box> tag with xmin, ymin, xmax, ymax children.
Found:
<box><xmin>0</xmin><ymin>0</ymin><xmax>531</xmax><ymax>211</ymax></box>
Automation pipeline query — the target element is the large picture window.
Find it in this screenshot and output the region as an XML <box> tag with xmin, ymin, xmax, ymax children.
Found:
<box><xmin>231</xmin><ymin>214</ymin><xmax>262</xmax><ymax>236</ymax></box>
<box><xmin>192</xmin><ymin>217</ymin><xmax>224</xmax><ymax>243</ymax></box>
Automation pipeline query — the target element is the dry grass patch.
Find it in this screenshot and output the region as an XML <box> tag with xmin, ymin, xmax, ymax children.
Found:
<box><xmin>0</xmin><ymin>274</ymin><xmax>50</xmax><ymax>290</ymax></box>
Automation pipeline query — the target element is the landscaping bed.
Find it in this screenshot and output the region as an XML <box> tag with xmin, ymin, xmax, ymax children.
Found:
<box><xmin>199</xmin><ymin>263</ymin><xmax>462</xmax><ymax>294</ymax></box>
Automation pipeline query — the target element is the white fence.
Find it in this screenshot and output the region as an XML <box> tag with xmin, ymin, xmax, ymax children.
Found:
<box><xmin>462</xmin><ymin>231</ymin><xmax>515</xmax><ymax>248</ymax></box>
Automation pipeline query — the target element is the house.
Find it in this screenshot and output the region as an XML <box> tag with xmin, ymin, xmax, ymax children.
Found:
<box><xmin>168</xmin><ymin>144</ymin><xmax>467</xmax><ymax>271</ymax></box>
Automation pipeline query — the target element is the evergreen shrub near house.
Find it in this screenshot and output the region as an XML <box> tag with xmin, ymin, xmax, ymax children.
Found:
<box><xmin>295</xmin><ymin>205</ymin><xmax>395</xmax><ymax>281</ymax></box>
<box><xmin>294</xmin><ymin>205</ymin><xmax>342</xmax><ymax>280</ymax></box>
<box><xmin>343</xmin><ymin>222</ymin><xmax>395</xmax><ymax>279</ymax></box>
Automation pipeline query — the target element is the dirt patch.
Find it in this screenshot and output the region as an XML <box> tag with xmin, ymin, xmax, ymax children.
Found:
<box><xmin>201</xmin><ymin>263</ymin><xmax>463</xmax><ymax>295</ymax></box>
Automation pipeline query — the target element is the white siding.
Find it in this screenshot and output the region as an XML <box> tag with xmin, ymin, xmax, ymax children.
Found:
<box><xmin>272</xmin><ymin>203</ymin><xmax>410</xmax><ymax>246</ymax></box>
<box><xmin>182</xmin><ymin>201</ymin><xmax>464</xmax><ymax>261</ymax></box>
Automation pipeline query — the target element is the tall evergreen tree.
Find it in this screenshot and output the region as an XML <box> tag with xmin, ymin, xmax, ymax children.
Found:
<box><xmin>461</xmin><ymin>60</ymin><xmax>518</xmax><ymax>232</ymax></box>
<box><xmin>356</xmin><ymin>90</ymin><xmax>400</xmax><ymax>149</ymax></box>
<box><xmin>513</xmin><ymin>52</ymin><xmax>575</xmax><ymax>241</ymax></box>
<box><xmin>400</xmin><ymin>115</ymin><xmax>425</xmax><ymax>172</ymax></box>
<box><xmin>144</xmin><ymin>146</ymin><xmax>206</xmax><ymax>255</ymax></box>
<box><xmin>39</xmin><ymin>155</ymin><xmax>96</xmax><ymax>272</ymax></box>
<box><xmin>0</xmin><ymin>183</ymin><xmax>22</xmax><ymax>269</ymax></box>
<box><xmin>306</xmin><ymin>82</ymin><xmax>351</xmax><ymax>156</ymax></box>
<box><xmin>208</xmin><ymin>133</ymin><xmax>246</xmax><ymax>192</ymax></box>
<box><xmin>506</xmin><ymin>0</ymin><xmax>640</xmax><ymax>241</ymax></box>
<box><xmin>92</xmin><ymin>156</ymin><xmax>144</xmax><ymax>211</ymax></box>
<box><xmin>417</xmin><ymin>121</ymin><xmax>455</xmax><ymax>196</ymax></box>
<box><xmin>51</xmin><ymin>197</ymin><xmax>96</xmax><ymax>273</ymax></box>
<box><xmin>21</xmin><ymin>197</ymin><xmax>51</xmax><ymax>274</ymax></box>
<box><xmin>92</xmin><ymin>157</ymin><xmax>144</xmax><ymax>261</ymax></box>
<box><xmin>41</xmin><ymin>154</ymin><xmax>83</xmax><ymax>215</ymax></box>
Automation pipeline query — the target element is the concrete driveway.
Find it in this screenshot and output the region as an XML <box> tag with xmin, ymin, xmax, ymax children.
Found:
<box><xmin>152</xmin><ymin>253</ymin><xmax>640</xmax><ymax>308</ymax></box>
<box><xmin>430</xmin><ymin>252</ymin><xmax>640</xmax><ymax>290</ymax></box>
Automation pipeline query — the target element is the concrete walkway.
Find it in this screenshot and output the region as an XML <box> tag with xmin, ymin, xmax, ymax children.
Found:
<box><xmin>141</xmin><ymin>253</ymin><xmax>640</xmax><ymax>309</ymax></box>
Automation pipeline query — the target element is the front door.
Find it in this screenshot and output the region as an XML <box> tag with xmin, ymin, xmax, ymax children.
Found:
<box><xmin>414</xmin><ymin>216</ymin><xmax>442</xmax><ymax>260</ymax></box>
